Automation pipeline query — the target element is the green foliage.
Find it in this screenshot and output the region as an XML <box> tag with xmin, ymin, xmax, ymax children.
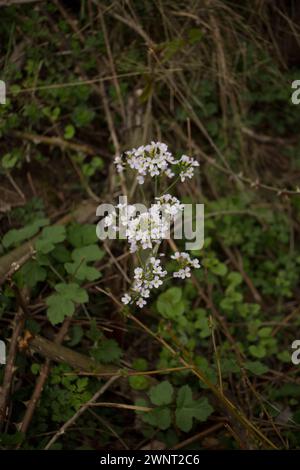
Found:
<box><xmin>46</xmin><ymin>283</ymin><xmax>88</xmax><ymax>325</ymax></box>
<box><xmin>175</xmin><ymin>385</ymin><xmax>213</xmax><ymax>432</ymax></box>
<box><xmin>149</xmin><ymin>381</ymin><xmax>174</xmax><ymax>406</ymax></box>
<box><xmin>35</xmin><ymin>225</ymin><xmax>66</xmax><ymax>254</ymax></box>
<box><xmin>2</xmin><ymin>218</ymin><xmax>49</xmax><ymax>248</ymax></box>
<box><xmin>135</xmin><ymin>382</ymin><xmax>213</xmax><ymax>433</ymax></box>
<box><xmin>157</xmin><ymin>287</ymin><xmax>185</xmax><ymax>318</ymax></box>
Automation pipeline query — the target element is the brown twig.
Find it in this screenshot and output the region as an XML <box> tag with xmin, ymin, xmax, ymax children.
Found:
<box><xmin>44</xmin><ymin>375</ymin><xmax>120</xmax><ymax>449</ymax></box>
<box><xmin>0</xmin><ymin>286</ymin><xmax>28</xmax><ymax>430</ymax></box>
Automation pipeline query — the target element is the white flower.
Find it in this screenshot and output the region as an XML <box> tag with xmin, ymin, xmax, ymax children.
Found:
<box><xmin>121</xmin><ymin>293</ymin><xmax>131</xmax><ymax>304</ymax></box>
<box><xmin>115</xmin><ymin>142</ymin><xmax>178</xmax><ymax>185</ymax></box>
<box><xmin>178</xmin><ymin>155</ymin><xmax>199</xmax><ymax>182</ymax></box>
<box><xmin>114</xmin><ymin>155</ymin><xmax>124</xmax><ymax>173</ymax></box>
<box><xmin>192</xmin><ymin>258</ymin><xmax>201</xmax><ymax>268</ymax></box>
<box><xmin>172</xmin><ymin>251</ymin><xmax>200</xmax><ymax>279</ymax></box>
<box><xmin>136</xmin><ymin>297</ymin><xmax>147</xmax><ymax>308</ymax></box>
<box><xmin>137</xmin><ymin>175</ymin><xmax>145</xmax><ymax>185</ymax></box>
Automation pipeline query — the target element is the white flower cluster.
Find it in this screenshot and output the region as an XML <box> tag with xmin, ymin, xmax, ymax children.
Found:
<box><xmin>116</xmin><ymin>142</ymin><xmax>201</xmax><ymax>310</ymax></box>
<box><xmin>178</xmin><ymin>155</ymin><xmax>200</xmax><ymax>182</ymax></box>
<box><xmin>104</xmin><ymin>195</ymin><xmax>183</xmax><ymax>253</ymax></box>
<box><xmin>114</xmin><ymin>142</ymin><xmax>176</xmax><ymax>184</ymax></box>
<box><xmin>171</xmin><ymin>251</ymin><xmax>201</xmax><ymax>279</ymax></box>
<box><xmin>121</xmin><ymin>257</ymin><xmax>167</xmax><ymax>308</ymax></box>
<box><xmin>114</xmin><ymin>142</ymin><xmax>199</xmax><ymax>185</ymax></box>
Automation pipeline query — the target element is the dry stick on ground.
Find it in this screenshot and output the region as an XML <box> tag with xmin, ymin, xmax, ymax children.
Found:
<box><xmin>19</xmin><ymin>318</ymin><xmax>71</xmax><ymax>435</ymax></box>
<box><xmin>28</xmin><ymin>334</ymin><xmax>118</xmax><ymax>375</ymax></box>
<box><xmin>0</xmin><ymin>286</ymin><xmax>29</xmax><ymax>430</ymax></box>
<box><xmin>11</xmin><ymin>131</ymin><xmax>103</xmax><ymax>158</ymax></box>
<box><xmin>0</xmin><ymin>0</ymin><xmax>44</xmax><ymax>5</ymax></box>
<box><xmin>44</xmin><ymin>375</ymin><xmax>120</xmax><ymax>450</ymax></box>
<box><xmin>172</xmin><ymin>422</ymin><xmax>224</xmax><ymax>450</ymax></box>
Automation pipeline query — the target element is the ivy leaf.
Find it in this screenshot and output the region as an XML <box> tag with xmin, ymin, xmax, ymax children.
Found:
<box><xmin>175</xmin><ymin>385</ymin><xmax>213</xmax><ymax>432</ymax></box>
<box><xmin>71</xmin><ymin>244</ymin><xmax>104</xmax><ymax>263</ymax></box>
<box><xmin>157</xmin><ymin>288</ymin><xmax>185</xmax><ymax>319</ymax></box>
<box><xmin>46</xmin><ymin>294</ymin><xmax>75</xmax><ymax>325</ymax></box>
<box><xmin>149</xmin><ymin>381</ymin><xmax>174</xmax><ymax>406</ymax></box>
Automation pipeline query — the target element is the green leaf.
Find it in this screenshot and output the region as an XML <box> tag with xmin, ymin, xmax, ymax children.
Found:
<box><xmin>135</xmin><ymin>399</ymin><xmax>171</xmax><ymax>430</ymax></box>
<box><xmin>194</xmin><ymin>308</ymin><xmax>211</xmax><ymax>338</ymax></box>
<box><xmin>46</xmin><ymin>294</ymin><xmax>75</xmax><ymax>325</ymax></box>
<box><xmin>17</xmin><ymin>260</ymin><xmax>47</xmax><ymax>288</ymax></box>
<box><xmin>245</xmin><ymin>361</ymin><xmax>269</xmax><ymax>375</ymax></box>
<box><xmin>129</xmin><ymin>376</ymin><xmax>150</xmax><ymax>391</ymax></box>
<box><xmin>65</xmin><ymin>260</ymin><xmax>101</xmax><ymax>281</ymax></box>
<box><xmin>71</xmin><ymin>244</ymin><xmax>104</xmax><ymax>263</ymax></box>
<box><xmin>146</xmin><ymin>407</ymin><xmax>171</xmax><ymax>430</ymax></box>
<box><xmin>68</xmin><ymin>325</ymin><xmax>83</xmax><ymax>347</ymax></box>
<box><xmin>175</xmin><ymin>385</ymin><xmax>213</xmax><ymax>432</ymax></box>
<box><xmin>46</xmin><ymin>283</ymin><xmax>88</xmax><ymax>325</ymax></box>
<box><xmin>92</xmin><ymin>338</ymin><xmax>122</xmax><ymax>364</ymax></box>
<box><xmin>2</xmin><ymin>218</ymin><xmax>49</xmax><ymax>249</ymax></box>
<box><xmin>67</xmin><ymin>223</ymin><xmax>98</xmax><ymax>247</ymax></box>
<box><xmin>35</xmin><ymin>225</ymin><xmax>66</xmax><ymax>253</ymax></box>
<box><xmin>157</xmin><ymin>287</ymin><xmax>185</xmax><ymax>319</ymax></box>
<box><xmin>249</xmin><ymin>344</ymin><xmax>266</xmax><ymax>359</ymax></box>
<box><xmin>132</xmin><ymin>358</ymin><xmax>148</xmax><ymax>371</ymax></box>
<box><xmin>188</xmin><ymin>28</ymin><xmax>203</xmax><ymax>44</ymax></box>
<box><xmin>55</xmin><ymin>283</ymin><xmax>88</xmax><ymax>303</ymax></box>
<box><xmin>64</xmin><ymin>124</ymin><xmax>75</xmax><ymax>139</ymax></box>
<box><xmin>149</xmin><ymin>380</ymin><xmax>174</xmax><ymax>406</ymax></box>
<box><xmin>51</xmin><ymin>245</ymin><xmax>72</xmax><ymax>263</ymax></box>
<box><xmin>2</xmin><ymin>153</ymin><xmax>19</xmax><ymax>169</ymax></box>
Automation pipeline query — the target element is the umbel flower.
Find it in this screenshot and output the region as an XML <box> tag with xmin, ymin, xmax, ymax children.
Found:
<box><xmin>114</xmin><ymin>141</ymin><xmax>199</xmax><ymax>185</ymax></box>
<box><xmin>113</xmin><ymin>142</ymin><xmax>201</xmax><ymax>308</ymax></box>
<box><xmin>104</xmin><ymin>195</ymin><xmax>184</xmax><ymax>253</ymax></box>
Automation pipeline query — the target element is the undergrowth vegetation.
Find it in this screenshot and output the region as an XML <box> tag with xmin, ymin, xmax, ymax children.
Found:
<box><xmin>0</xmin><ymin>0</ymin><xmax>300</xmax><ymax>450</ymax></box>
